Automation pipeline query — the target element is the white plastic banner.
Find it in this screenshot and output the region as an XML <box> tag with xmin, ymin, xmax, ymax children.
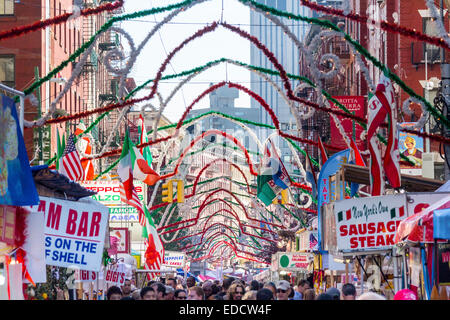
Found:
<box><xmin>25</xmin><ymin>197</ymin><xmax>109</xmax><ymax>271</ymax></box>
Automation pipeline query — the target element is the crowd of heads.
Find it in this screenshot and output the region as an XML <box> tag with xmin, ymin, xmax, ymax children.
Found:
<box><xmin>105</xmin><ymin>276</ymin><xmax>404</xmax><ymax>301</ymax></box>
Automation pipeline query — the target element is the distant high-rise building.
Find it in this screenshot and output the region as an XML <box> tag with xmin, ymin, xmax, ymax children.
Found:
<box><xmin>250</xmin><ymin>0</ymin><xmax>311</xmax><ymax>168</ymax></box>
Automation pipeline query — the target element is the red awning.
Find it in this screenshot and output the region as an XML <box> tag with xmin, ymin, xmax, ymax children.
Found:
<box><xmin>395</xmin><ymin>195</ymin><xmax>450</xmax><ymax>243</ymax></box>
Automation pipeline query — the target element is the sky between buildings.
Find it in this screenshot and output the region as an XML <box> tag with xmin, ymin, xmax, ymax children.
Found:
<box><xmin>122</xmin><ymin>0</ymin><xmax>252</xmax><ymax>123</ymax></box>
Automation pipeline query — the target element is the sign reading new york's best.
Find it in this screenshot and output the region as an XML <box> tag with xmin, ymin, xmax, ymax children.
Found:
<box><xmin>334</xmin><ymin>195</ymin><xmax>408</xmax><ymax>252</ymax></box>
<box><xmin>26</xmin><ymin>197</ymin><xmax>109</xmax><ymax>271</ymax></box>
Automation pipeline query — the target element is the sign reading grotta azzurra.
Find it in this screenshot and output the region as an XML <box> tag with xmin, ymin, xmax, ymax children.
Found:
<box><xmin>334</xmin><ymin>194</ymin><xmax>408</xmax><ymax>252</ymax></box>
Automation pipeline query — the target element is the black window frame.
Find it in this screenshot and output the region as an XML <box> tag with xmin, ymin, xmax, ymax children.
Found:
<box><xmin>0</xmin><ymin>0</ymin><xmax>14</xmax><ymax>16</ymax></box>
<box><xmin>0</xmin><ymin>54</ymin><xmax>15</xmax><ymax>88</ymax></box>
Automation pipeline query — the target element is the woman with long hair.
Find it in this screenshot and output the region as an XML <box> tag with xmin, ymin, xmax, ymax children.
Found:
<box><xmin>226</xmin><ymin>283</ymin><xmax>246</xmax><ymax>300</ymax></box>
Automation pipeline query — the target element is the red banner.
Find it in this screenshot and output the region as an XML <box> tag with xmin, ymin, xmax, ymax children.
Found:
<box><xmin>329</xmin><ymin>96</ymin><xmax>366</xmax><ymax>151</ymax></box>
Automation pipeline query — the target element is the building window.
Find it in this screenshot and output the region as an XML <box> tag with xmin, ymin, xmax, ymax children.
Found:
<box><xmin>0</xmin><ymin>0</ymin><xmax>13</xmax><ymax>15</ymax></box>
<box><xmin>423</xmin><ymin>18</ymin><xmax>441</xmax><ymax>62</ymax></box>
<box><xmin>0</xmin><ymin>55</ymin><xmax>14</xmax><ymax>88</ymax></box>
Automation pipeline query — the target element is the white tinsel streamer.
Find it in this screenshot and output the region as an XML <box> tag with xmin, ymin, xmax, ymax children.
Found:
<box><xmin>402</xmin><ymin>96</ymin><xmax>429</xmax><ymax>130</ymax></box>
<box><xmin>25</xmin><ymin>94</ymin><xmax>39</xmax><ymax>107</ymax></box>
<box><xmin>152</xmin><ymin>58</ymin><xmax>302</xmax><ymax>141</ymax></box>
<box><xmin>425</xmin><ymin>0</ymin><xmax>450</xmax><ymax>48</ymax></box>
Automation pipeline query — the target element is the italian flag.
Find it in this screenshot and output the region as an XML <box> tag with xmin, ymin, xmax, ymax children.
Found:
<box><xmin>142</xmin><ymin>205</ymin><xmax>164</xmax><ymax>280</ymax></box>
<box><xmin>390</xmin><ymin>206</ymin><xmax>405</xmax><ymax>219</ymax></box>
<box><xmin>117</xmin><ymin>131</ymin><xmax>134</xmax><ymax>200</ymax></box>
<box><xmin>138</xmin><ymin>115</ymin><xmax>153</xmax><ymax>165</ymax></box>
<box><xmin>118</xmin><ymin>131</ymin><xmax>160</xmax><ymax>201</ymax></box>
<box><xmin>337</xmin><ymin>209</ymin><xmax>352</xmax><ymax>223</ymax></box>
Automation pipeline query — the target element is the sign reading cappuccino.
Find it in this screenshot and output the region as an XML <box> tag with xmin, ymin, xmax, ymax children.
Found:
<box><xmin>334</xmin><ymin>195</ymin><xmax>408</xmax><ymax>252</ymax></box>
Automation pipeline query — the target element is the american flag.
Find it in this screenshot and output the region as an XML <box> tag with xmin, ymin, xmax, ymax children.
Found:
<box><xmin>309</xmin><ymin>233</ymin><xmax>318</xmax><ymax>251</ymax></box>
<box><xmin>60</xmin><ymin>134</ymin><xmax>84</xmax><ymax>181</ymax></box>
<box><xmin>119</xmin><ymin>183</ymin><xmax>146</xmax><ymax>226</ymax></box>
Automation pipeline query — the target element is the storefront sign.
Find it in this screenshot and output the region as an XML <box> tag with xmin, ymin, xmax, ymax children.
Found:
<box><xmin>275</xmin><ymin>252</ymin><xmax>311</xmax><ymax>271</ymax></box>
<box><xmin>25</xmin><ymin>197</ymin><xmax>109</xmax><ymax>271</ymax></box>
<box><xmin>80</xmin><ymin>181</ymin><xmax>145</xmax><ymax>223</ymax></box>
<box><xmin>334</xmin><ymin>195</ymin><xmax>408</xmax><ymax>252</ymax></box>
<box><xmin>74</xmin><ymin>269</ymin><xmax>98</xmax><ymax>283</ymax></box>
<box><xmin>110</xmin><ymin>228</ymin><xmax>130</xmax><ymax>254</ymax></box>
<box><xmin>399</xmin><ymin>122</ymin><xmax>423</xmax><ymax>175</ymax></box>
<box><xmin>105</xmin><ymin>263</ymin><xmax>126</xmax><ymax>286</ymax></box>
<box><xmin>330</xmin><ymin>96</ymin><xmax>366</xmax><ymax>151</ymax></box>
<box><xmin>163</xmin><ymin>251</ymin><xmax>185</xmax><ymax>268</ymax></box>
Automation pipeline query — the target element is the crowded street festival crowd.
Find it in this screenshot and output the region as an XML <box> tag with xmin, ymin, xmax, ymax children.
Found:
<box><xmin>104</xmin><ymin>276</ymin><xmax>416</xmax><ymax>301</ymax></box>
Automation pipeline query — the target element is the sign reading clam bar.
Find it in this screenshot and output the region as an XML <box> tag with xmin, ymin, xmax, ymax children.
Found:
<box><xmin>25</xmin><ymin>196</ymin><xmax>109</xmax><ymax>271</ymax></box>
<box><xmin>334</xmin><ymin>195</ymin><xmax>408</xmax><ymax>252</ymax></box>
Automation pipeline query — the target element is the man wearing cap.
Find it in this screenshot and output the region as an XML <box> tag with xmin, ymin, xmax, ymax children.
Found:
<box><xmin>326</xmin><ymin>287</ymin><xmax>341</xmax><ymax>300</ymax></box>
<box><xmin>276</xmin><ymin>280</ymin><xmax>291</xmax><ymax>300</ymax></box>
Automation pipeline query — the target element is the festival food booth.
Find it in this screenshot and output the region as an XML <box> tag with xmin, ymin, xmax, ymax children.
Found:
<box><xmin>321</xmin><ymin>191</ymin><xmax>450</xmax><ymax>299</ymax></box>
<box><xmin>395</xmin><ymin>194</ymin><xmax>450</xmax><ymax>300</ymax></box>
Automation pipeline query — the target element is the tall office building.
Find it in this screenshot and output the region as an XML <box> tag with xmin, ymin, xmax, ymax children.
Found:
<box><xmin>250</xmin><ymin>0</ymin><xmax>311</xmax><ymax>167</ymax></box>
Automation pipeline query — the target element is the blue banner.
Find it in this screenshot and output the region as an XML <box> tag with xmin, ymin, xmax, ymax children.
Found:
<box><xmin>317</xmin><ymin>149</ymin><xmax>351</xmax><ymax>252</ymax></box>
<box><xmin>0</xmin><ymin>95</ymin><xmax>39</xmax><ymax>205</ymax></box>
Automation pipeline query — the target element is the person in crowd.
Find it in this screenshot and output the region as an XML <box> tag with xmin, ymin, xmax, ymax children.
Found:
<box><xmin>316</xmin><ymin>293</ymin><xmax>333</xmax><ymax>300</ymax></box>
<box><xmin>121</xmin><ymin>279</ymin><xmax>132</xmax><ymax>298</ymax></box>
<box><xmin>294</xmin><ymin>279</ymin><xmax>311</xmax><ymax>300</ymax></box>
<box><xmin>263</xmin><ymin>282</ymin><xmax>277</xmax><ymax>298</ymax></box>
<box><xmin>275</xmin><ymin>280</ymin><xmax>291</xmax><ymax>300</ymax></box>
<box><xmin>140</xmin><ymin>286</ymin><xmax>156</xmax><ymax>300</ymax></box>
<box><xmin>176</xmin><ymin>277</ymin><xmax>185</xmax><ymax>289</ymax></box>
<box><xmin>227</xmin><ymin>283</ymin><xmax>246</xmax><ymax>300</ymax></box>
<box><xmin>186</xmin><ymin>276</ymin><xmax>196</xmax><ymax>288</ymax></box>
<box><xmin>202</xmin><ymin>281</ymin><xmax>214</xmax><ymax>300</ymax></box>
<box><xmin>250</xmin><ymin>280</ymin><xmax>260</xmax><ymax>291</ymax></box>
<box><xmin>208</xmin><ymin>283</ymin><xmax>221</xmax><ymax>300</ymax></box>
<box><xmin>326</xmin><ymin>287</ymin><xmax>341</xmax><ymax>300</ymax></box>
<box><xmin>242</xmin><ymin>290</ymin><xmax>257</xmax><ymax>300</ymax></box>
<box><xmin>357</xmin><ymin>291</ymin><xmax>386</xmax><ymax>300</ymax></box>
<box><xmin>166</xmin><ymin>277</ymin><xmax>177</xmax><ymax>290</ymax></box>
<box><xmin>174</xmin><ymin>289</ymin><xmax>187</xmax><ymax>300</ymax></box>
<box><xmin>150</xmin><ymin>282</ymin><xmax>166</xmax><ymax>300</ymax></box>
<box><xmin>106</xmin><ymin>286</ymin><xmax>122</xmax><ymax>300</ymax></box>
<box><xmin>256</xmin><ymin>288</ymin><xmax>274</xmax><ymax>300</ymax></box>
<box><xmin>188</xmin><ymin>286</ymin><xmax>205</xmax><ymax>300</ymax></box>
<box><xmin>303</xmin><ymin>288</ymin><xmax>316</xmax><ymax>300</ymax></box>
<box><xmin>342</xmin><ymin>283</ymin><xmax>357</xmax><ymax>300</ymax></box>
<box><xmin>147</xmin><ymin>280</ymin><xmax>156</xmax><ymax>287</ymax></box>
<box><xmin>131</xmin><ymin>289</ymin><xmax>141</xmax><ymax>300</ymax></box>
<box><xmin>120</xmin><ymin>296</ymin><xmax>134</xmax><ymax>300</ymax></box>
<box><xmin>217</xmin><ymin>277</ymin><xmax>234</xmax><ymax>299</ymax></box>
<box><xmin>165</xmin><ymin>285</ymin><xmax>175</xmax><ymax>300</ymax></box>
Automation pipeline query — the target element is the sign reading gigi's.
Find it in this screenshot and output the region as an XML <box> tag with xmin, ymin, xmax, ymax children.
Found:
<box><xmin>26</xmin><ymin>197</ymin><xmax>108</xmax><ymax>271</ymax></box>
<box><xmin>334</xmin><ymin>195</ymin><xmax>408</xmax><ymax>252</ymax></box>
